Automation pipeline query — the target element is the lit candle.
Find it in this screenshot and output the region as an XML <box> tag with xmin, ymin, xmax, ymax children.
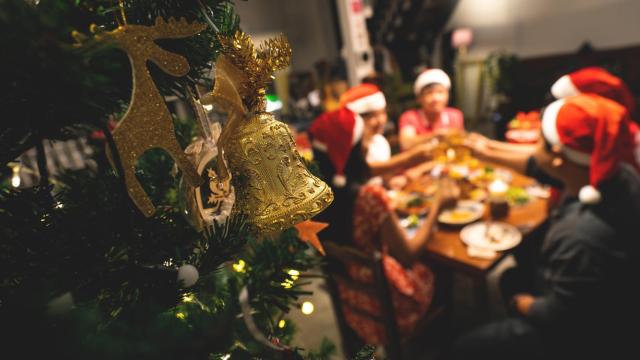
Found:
<box><xmin>488</xmin><ymin>179</ymin><xmax>508</xmax><ymax>199</ymax></box>
<box><xmin>446</xmin><ymin>148</ymin><xmax>456</xmax><ymax>161</ymax></box>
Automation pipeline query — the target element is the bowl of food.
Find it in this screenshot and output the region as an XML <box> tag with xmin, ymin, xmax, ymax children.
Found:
<box><xmin>469</xmin><ymin>166</ymin><xmax>512</xmax><ymax>187</ymax></box>
<box><xmin>395</xmin><ymin>192</ymin><xmax>431</xmax><ymax>216</ymax></box>
<box><xmin>438</xmin><ymin>200</ymin><xmax>485</xmax><ymax>225</ymax></box>
<box><xmin>506</xmin><ymin>186</ymin><xmax>530</xmax><ymax>206</ymax></box>
<box><xmin>469</xmin><ymin>188</ymin><xmax>488</xmax><ymax>202</ymax></box>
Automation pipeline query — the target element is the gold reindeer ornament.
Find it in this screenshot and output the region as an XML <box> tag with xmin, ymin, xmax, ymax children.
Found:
<box><xmin>204</xmin><ymin>32</ymin><xmax>333</xmax><ymax>234</ymax></box>
<box><xmin>77</xmin><ymin>17</ymin><xmax>206</xmax><ymax>217</ymax></box>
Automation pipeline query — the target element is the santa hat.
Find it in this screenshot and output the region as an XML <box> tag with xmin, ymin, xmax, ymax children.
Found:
<box><xmin>339</xmin><ymin>83</ymin><xmax>387</xmax><ymax>114</ymax></box>
<box><xmin>414</xmin><ymin>69</ymin><xmax>451</xmax><ymax>95</ymax></box>
<box><xmin>551</xmin><ymin>67</ymin><xmax>635</xmax><ymax>113</ymax></box>
<box><xmin>541</xmin><ymin>94</ymin><xmax>636</xmax><ymax>204</ymax></box>
<box><xmin>309</xmin><ymin>107</ymin><xmax>364</xmax><ymax>187</ymax></box>
<box><xmin>310</xmin><ymin>84</ymin><xmax>387</xmax><ymax>187</ymax></box>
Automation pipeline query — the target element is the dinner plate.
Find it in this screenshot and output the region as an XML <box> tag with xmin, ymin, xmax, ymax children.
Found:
<box><xmin>460</xmin><ymin>222</ymin><xmax>522</xmax><ymax>251</ymax></box>
<box><xmin>438</xmin><ymin>200</ymin><xmax>484</xmax><ymax>225</ymax></box>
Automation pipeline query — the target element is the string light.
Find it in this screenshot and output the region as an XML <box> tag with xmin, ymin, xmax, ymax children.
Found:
<box><xmin>280</xmin><ymin>279</ymin><xmax>294</xmax><ymax>289</ymax></box>
<box><xmin>301</xmin><ymin>301</ymin><xmax>314</xmax><ymax>315</ymax></box>
<box><xmin>287</xmin><ymin>269</ymin><xmax>300</xmax><ymax>280</ymax></box>
<box><xmin>278</xmin><ymin>319</ymin><xmax>286</xmax><ymax>329</ymax></box>
<box><xmin>175</xmin><ymin>312</ymin><xmax>186</xmax><ymax>320</ymax></box>
<box><xmin>11</xmin><ymin>164</ymin><xmax>21</xmax><ymax>188</ymax></box>
<box><xmin>182</xmin><ymin>293</ymin><xmax>195</xmax><ymax>303</ymax></box>
<box><xmin>232</xmin><ymin>259</ymin><xmax>246</xmax><ymax>273</ymax></box>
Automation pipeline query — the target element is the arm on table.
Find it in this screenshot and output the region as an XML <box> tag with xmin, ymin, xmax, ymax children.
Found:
<box><xmin>399</xmin><ymin>126</ymin><xmax>436</xmax><ymax>150</ymax></box>
<box><xmin>380</xmin><ymin>179</ymin><xmax>458</xmax><ymax>265</ymax></box>
<box><xmin>368</xmin><ymin>142</ymin><xmax>435</xmax><ymax>177</ymax></box>
<box><xmin>465</xmin><ymin>133</ymin><xmax>532</xmax><ymax>175</ymax></box>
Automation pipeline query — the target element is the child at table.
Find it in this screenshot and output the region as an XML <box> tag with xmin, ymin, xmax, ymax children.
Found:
<box><xmin>310</xmin><ymin>83</ymin><xmax>458</xmax><ymax>344</ymax></box>
<box><xmin>399</xmin><ymin>69</ymin><xmax>464</xmax><ymax>150</ymax></box>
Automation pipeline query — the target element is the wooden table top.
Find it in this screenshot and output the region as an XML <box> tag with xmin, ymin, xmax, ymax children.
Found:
<box><xmin>420</xmin><ymin>166</ymin><xmax>549</xmax><ymax>278</ymax></box>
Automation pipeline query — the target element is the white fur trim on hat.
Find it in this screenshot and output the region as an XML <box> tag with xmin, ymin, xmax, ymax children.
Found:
<box><xmin>551</xmin><ymin>75</ymin><xmax>580</xmax><ymax>99</ymax></box>
<box><xmin>311</xmin><ymin>139</ymin><xmax>328</xmax><ymax>152</ymax></box>
<box><xmin>333</xmin><ymin>174</ymin><xmax>347</xmax><ymax>188</ymax></box>
<box><xmin>579</xmin><ymin>185</ymin><xmax>602</xmax><ymax>204</ymax></box>
<box><xmin>414</xmin><ymin>69</ymin><xmax>451</xmax><ymax>95</ymax></box>
<box><xmin>542</xmin><ymin>98</ymin><xmax>565</xmax><ymax>147</ymax></box>
<box><xmin>542</xmin><ymin>98</ymin><xmax>591</xmax><ymax>166</ymax></box>
<box><xmin>346</xmin><ymin>92</ymin><xmax>387</xmax><ymax>114</ymax></box>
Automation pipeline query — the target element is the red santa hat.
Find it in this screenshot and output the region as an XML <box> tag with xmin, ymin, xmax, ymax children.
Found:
<box><xmin>310</xmin><ymin>84</ymin><xmax>387</xmax><ymax>187</ymax></box>
<box><xmin>309</xmin><ymin>109</ymin><xmax>363</xmax><ymax>188</ymax></box>
<box><xmin>541</xmin><ymin>94</ymin><xmax>636</xmax><ymax>204</ymax></box>
<box><xmin>339</xmin><ymin>83</ymin><xmax>387</xmax><ymax>114</ymax></box>
<box><xmin>551</xmin><ymin>67</ymin><xmax>636</xmax><ymax>113</ymax></box>
<box><xmin>414</xmin><ymin>68</ymin><xmax>451</xmax><ymax>95</ymax></box>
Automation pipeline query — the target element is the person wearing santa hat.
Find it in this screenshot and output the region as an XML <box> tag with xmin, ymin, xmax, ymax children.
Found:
<box><xmin>310</xmin><ymin>84</ymin><xmax>437</xmax><ymax>239</ymax></box>
<box><xmin>551</xmin><ymin>66</ymin><xmax>640</xmax><ymax>165</ymax></box>
<box><xmin>309</xmin><ymin>84</ymin><xmax>460</xmax><ymax>344</ymax></box>
<box><xmin>466</xmin><ymin>67</ymin><xmax>640</xmax><ymax>199</ymax></box>
<box><xmin>311</xmin><ymin>83</ymin><xmax>436</xmax><ymax>191</ymax></box>
<box><xmin>451</xmin><ymin>93</ymin><xmax>640</xmax><ymax>360</ymax></box>
<box><xmin>398</xmin><ymin>68</ymin><xmax>464</xmax><ymax>150</ymax></box>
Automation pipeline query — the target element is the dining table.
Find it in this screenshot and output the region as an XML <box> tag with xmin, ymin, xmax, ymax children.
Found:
<box><xmin>401</xmin><ymin>162</ymin><xmax>550</xmax><ymax>309</ymax></box>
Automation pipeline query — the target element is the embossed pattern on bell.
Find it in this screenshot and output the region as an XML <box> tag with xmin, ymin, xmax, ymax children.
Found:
<box><xmin>223</xmin><ymin>113</ymin><xmax>333</xmax><ymax>233</ymax></box>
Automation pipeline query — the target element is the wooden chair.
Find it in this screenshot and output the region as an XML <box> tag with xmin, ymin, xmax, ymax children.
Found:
<box><xmin>323</xmin><ymin>241</ymin><xmax>445</xmax><ymax>360</ymax></box>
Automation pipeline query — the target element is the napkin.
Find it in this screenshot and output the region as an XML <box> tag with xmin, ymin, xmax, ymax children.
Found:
<box><xmin>467</xmin><ymin>246</ymin><xmax>497</xmax><ymax>259</ymax></box>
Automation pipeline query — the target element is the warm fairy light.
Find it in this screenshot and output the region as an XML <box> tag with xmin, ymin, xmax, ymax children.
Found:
<box><xmin>281</xmin><ymin>279</ymin><xmax>294</xmax><ymax>289</ymax></box>
<box><xmin>278</xmin><ymin>319</ymin><xmax>286</xmax><ymax>328</ymax></box>
<box><xmin>175</xmin><ymin>312</ymin><xmax>186</xmax><ymax>320</ymax></box>
<box><xmin>232</xmin><ymin>259</ymin><xmax>246</xmax><ymax>273</ymax></box>
<box><xmin>301</xmin><ymin>301</ymin><xmax>314</xmax><ymax>315</ymax></box>
<box><xmin>163</xmin><ymin>258</ymin><xmax>174</xmax><ymax>267</ymax></box>
<box><xmin>54</xmin><ymin>201</ymin><xmax>64</xmax><ymax>209</ymax></box>
<box><xmin>11</xmin><ymin>165</ymin><xmax>20</xmax><ymax>188</ymax></box>
<box><xmin>287</xmin><ymin>269</ymin><xmax>300</xmax><ymax>280</ymax></box>
<box><xmin>182</xmin><ymin>293</ymin><xmax>195</xmax><ymax>303</ymax></box>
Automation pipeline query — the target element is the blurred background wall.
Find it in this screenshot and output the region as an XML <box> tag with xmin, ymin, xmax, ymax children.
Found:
<box><xmin>444</xmin><ymin>0</ymin><xmax>640</xmax><ymax>58</ymax></box>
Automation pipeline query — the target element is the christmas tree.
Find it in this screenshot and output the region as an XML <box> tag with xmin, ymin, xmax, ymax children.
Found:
<box><xmin>0</xmin><ymin>0</ymin><xmax>341</xmax><ymax>358</ymax></box>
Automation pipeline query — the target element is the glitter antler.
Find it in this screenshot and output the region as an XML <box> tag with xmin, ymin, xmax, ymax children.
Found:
<box><xmin>152</xmin><ymin>16</ymin><xmax>207</xmax><ymax>39</ymax></box>
<box><xmin>218</xmin><ymin>31</ymin><xmax>292</xmax><ymax>112</ymax></box>
<box><xmin>76</xmin><ymin>17</ymin><xmax>206</xmax><ymax>216</ymax></box>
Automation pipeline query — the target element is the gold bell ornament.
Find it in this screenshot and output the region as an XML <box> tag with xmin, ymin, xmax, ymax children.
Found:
<box><xmin>202</xmin><ymin>31</ymin><xmax>333</xmax><ymax>234</ymax></box>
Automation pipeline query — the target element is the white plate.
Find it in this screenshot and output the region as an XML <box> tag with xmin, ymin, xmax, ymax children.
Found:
<box><xmin>460</xmin><ymin>222</ymin><xmax>522</xmax><ymax>251</ymax></box>
<box><xmin>438</xmin><ymin>200</ymin><xmax>484</xmax><ymax>225</ymax></box>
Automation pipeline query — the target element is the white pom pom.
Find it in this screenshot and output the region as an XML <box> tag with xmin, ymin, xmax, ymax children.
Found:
<box><xmin>47</xmin><ymin>292</ymin><xmax>74</xmax><ymax>315</ymax></box>
<box><xmin>333</xmin><ymin>174</ymin><xmax>347</xmax><ymax>188</ymax></box>
<box><xmin>579</xmin><ymin>185</ymin><xmax>601</xmax><ymax>204</ymax></box>
<box><xmin>177</xmin><ymin>264</ymin><xmax>199</xmax><ymax>288</ymax></box>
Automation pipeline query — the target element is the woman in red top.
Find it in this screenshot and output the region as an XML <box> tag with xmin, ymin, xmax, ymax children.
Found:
<box><xmin>337</xmin><ymin>181</ymin><xmax>456</xmax><ymax>344</ymax></box>
<box><xmin>399</xmin><ymin>69</ymin><xmax>464</xmax><ymax>150</ymax></box>
<box><xmin>310</xmin><ymin>83</ymin><xmax>458</xmax><ymax>345</ymax></box>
